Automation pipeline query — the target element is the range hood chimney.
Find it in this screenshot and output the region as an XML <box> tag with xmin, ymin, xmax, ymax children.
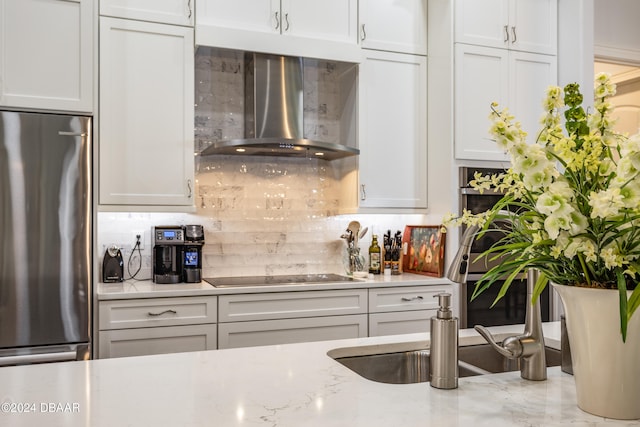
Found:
<box><xmin>199</xmin><ymin>53</ymin><xmax>359</xmax><ymax>161</ymax></box>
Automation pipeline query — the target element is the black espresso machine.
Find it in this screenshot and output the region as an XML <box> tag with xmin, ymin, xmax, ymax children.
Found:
<box><xmin>152</xmin><ymin>225</ymin><xmax>205</xmax><ymax>284</ymax></box>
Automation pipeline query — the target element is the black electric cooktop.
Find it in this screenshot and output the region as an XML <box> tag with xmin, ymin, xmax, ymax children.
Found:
<box><xmin>204</xmin><ymin>274</ymin><xmax>359</xmax><ymax>288</ymax></box>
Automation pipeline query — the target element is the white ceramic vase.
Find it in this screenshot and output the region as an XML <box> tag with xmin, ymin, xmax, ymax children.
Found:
<box><xmin>552</xmin><ymin>284</ymin><xmax>640</xmax><ymax>420</ymax></box>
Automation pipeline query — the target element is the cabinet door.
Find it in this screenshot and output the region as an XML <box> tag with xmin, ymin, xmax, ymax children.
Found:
<box><xmin>509</xmin><ymin>0</ymin><xmax>557</xmax><ymax>55</ymax></box>
<box><xmin>218</xmin><ymin>289</ymin><xmax>367</xmax><ymax>322</ymax></box>
<box><xmin>509</xmin><ymin>51</ymin><xmax>557</xmax><ymax>143</ymax></box>
<box><xmin>0</xmin><ymin>0</ymin><xmax>93</xmax><ymax>112</ymax></box>
<box><xmin>98</xmin><ymin>324</ymin><xmax>217</xmax><ymax>358</ymax></box>
<box><xmin>454</xmin><ymin>0</ymin><xmax>509</xmax><ymax>49</ymax></box>
<box><xmin>359</xmin><ymin>50</ymin><xmax>427</xmax><ymax>208</ymax></box>
<box><xmin>369</xmin><ymin>286</ymin><xmax>452</xmax><ymax>313</ymax></box>
<box><xmin>100</xmin><ymin>0</ymin><xmax>194</xmax><ymax>26</ymax></box>
<box><xmin>218</xmin><ymin>315</ymin><xmax>367</xmax><ymax>349</ymax></box>
<box><xmin>196</xmin><ymin>0</ymin><xmax>277</xmax><ymax>35</ymax></box>
<box><xmin>282</xmin><ymin>0</ymin><xmax>358</xmax><ymax>45</ymax></box>
<box><xmin>454</xmin><ymin>44</ymin><xmax>509</xmax><ymax>161</ymax></box>
<box><xmin>195</xmin><ymin>0</ymin><xmax>360</xmax><ymax>62</ymax></box>
<box><xmin>99</xmin><ymin>17</ymin><xmax>195</xmax><ymax>207</ymax></box>
<box><xmin>360</xmin><ymin>0</ymin><xmax>428</xmax><ymax>55</ymax></box>
<box><xmin>369</xmin><ymin>311</ymin><xmax>432</xmax><ymax>337</ymax></box>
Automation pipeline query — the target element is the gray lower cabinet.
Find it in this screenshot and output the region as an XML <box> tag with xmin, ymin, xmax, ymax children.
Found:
<box><xmin>217</xmin><ymin>289</ymin><xmax>368</xmax><ymax>349</ymax></box>
<box><xmin>368</xmin><ymin>285</ymin><xmax>453</xmax><ymax>336</ymax></box>
<box><xmin>98</xmin><ymin>296</ymin><xmax>218</xmax><ymax>358</ymax></box>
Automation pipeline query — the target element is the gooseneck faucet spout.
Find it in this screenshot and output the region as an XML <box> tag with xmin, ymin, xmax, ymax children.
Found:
<box><xmin>446</xmin><ymin>215</ymin><xmax>547</xmax><ymax>381</ymax></box>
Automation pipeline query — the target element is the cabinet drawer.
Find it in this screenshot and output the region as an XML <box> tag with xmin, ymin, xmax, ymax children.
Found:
<box><xmin>218</xmin><ymin>289</ymin><xmax>367</xmax><ymax>322</ymax></box>
<box><xmin>99</xmin><ymin>296</ymin><xmax>217</xmax><ymax>330</ymax></box>
<box><xmin>98</xmin><ymin>324</ymin><xmax>217</xmax><ymax>358</ymax></box>
<box><xmin>369</xmin><ymin>311</ymin><xmax>433</xmax><ymax>337</ymax></box>
<box><xmin>369</xmin><ymin>285</ymin><xmax>452</xmax><ymax>313</ymax></box>
<box><xmin>218</xmin><ymin>314</ymin><xmax>368</xmax><ymax>349</ymax></box>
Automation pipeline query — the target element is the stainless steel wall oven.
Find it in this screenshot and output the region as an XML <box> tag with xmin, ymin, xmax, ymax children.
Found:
<box><xmin>458</xmin><ymin>167</ymin><xmax>550</xmax><ymax>328</ymax></box>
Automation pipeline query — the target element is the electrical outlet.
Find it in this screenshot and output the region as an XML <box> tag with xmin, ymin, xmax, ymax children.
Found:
<box><xmin>131</xmin><ymin>230</ymin><xmax>145</xmax><ymax>250</ymax></box>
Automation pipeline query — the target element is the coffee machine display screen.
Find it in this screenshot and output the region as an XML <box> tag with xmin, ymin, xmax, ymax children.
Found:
<box><xmin>184</xmin><ymin>250</ymin><xmax>198</xmax><ymax>266</ymax></box>
<box><xmin>163</xmin><ymin>230</ymin><xmax>176</xmax><ymax>239</ymax></box>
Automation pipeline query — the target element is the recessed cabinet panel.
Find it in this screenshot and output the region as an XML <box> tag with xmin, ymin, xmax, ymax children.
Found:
<box><xmin>455</xmin><ymin>0</ymin><xmax>557</xmax><ymax>55</ymax></box>
<box><xmin>99</xmin><ymin>17</ymin><xmax>194</xmax><ymax>207</ymax></box>
<box><xmin>0</xmin><ymin>0</ymin><xmax>93</xmax><ymax>112</ymax></box>
<box><xmin>98</xmin><ymin>324</ymin><xmax>217</xmax><ymax>358</ymax></box>
<box><xmin>99</xmin><ymin>296</ymin><xmax>218</xmax><ymax>330</ymax></box>
<box><xmin>369</xmin><ymin>286</ymin><xmax>452</xmax><ymax>313</ymax></box>
<box><xmin>454</xmin><ymin>44</ymin><xmax>509</xmax><ymax>161</ymax></box>
<box><xmin>195</xmin><ymin>0</ymin><xmax>359</xmax><ymax>62</ymax></box>
<box><xmin>369</xmin><ymin>311</ymin><xmax>433</xmax><ymax>337</ymax></box>
<box><xmin>359</xmin><ymin>50</ymin><xmax>427</xmax><ymax>208</ymax></box>
<box><xmin>218</xmin><ymin>315</ymin><xmax>368</xmax><ymax>349</ymax></box>
<box><xmin>100</xmin><ymin>0</ymin><xmax>194</xmax><ymax>26</ymax></box>
<box><xmin>218</xmin><ymin>289</ymin><xmax>367</xmax><ymax>322</ymax></box>
<box><xmin>359</xmin><ymin>0</ymin><xmax>427</xmax><ymax>55</ymax></box>
<box><xmin>454</xmin><ymin>44</ymin><xmax>557</xmax><ymax>161</ymax></box>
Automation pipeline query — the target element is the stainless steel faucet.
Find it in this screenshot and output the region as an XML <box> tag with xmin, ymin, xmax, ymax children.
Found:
<box><xmin>446</xmin><ymin>218</ymin><xmax>547</xmax><ymax>381</ymax></box>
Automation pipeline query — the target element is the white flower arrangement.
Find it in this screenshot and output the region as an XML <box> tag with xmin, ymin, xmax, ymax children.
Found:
<box><xmin>445</xmin><ymin>73</ymin><xmax>640</xmax><ymax>341</ymax></box>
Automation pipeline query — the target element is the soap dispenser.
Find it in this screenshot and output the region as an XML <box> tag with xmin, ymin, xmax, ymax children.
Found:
<box><xmin>429</xmin><ymin>292</ymin><xmax>459</xmax><ymax>389</ymax></box>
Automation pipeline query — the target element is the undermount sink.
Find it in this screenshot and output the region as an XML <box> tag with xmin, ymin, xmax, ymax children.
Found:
<box><xmin>333</xmin><ymin>349</ymin><xmax>489</xmax><ymax>384</ymax></box>
<box><xmin>329</xmin><ymin>343</ymin><xmax>561</xmax><ymax>384</ymax></box>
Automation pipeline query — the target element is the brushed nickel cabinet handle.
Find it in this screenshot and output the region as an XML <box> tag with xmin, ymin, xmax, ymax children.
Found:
<box><xmin>58</xmin><ymin>131</ymin><xmax>87</xmax><ymax>137</ymax></box>
<box><xmin>187</xmin><ymin>179</ymin><xmax>193</xmax><ymax>198</ymax></box>
<box><xmin>147</xmin><ymin>309</ymin><xmax>177</xmax><ymax>317</ymax></box>
<box><xmin>360</xmin><ymin>184</ymin><xmax>366</xmax><ymax>201</ymax></box>
<box><xmin>274</xmin><ymin>11</ymin><xmax>280</xmax><ymax>30</ymax></box>
<box><xmin>503</xmin><ymin>25</ymin><xmax>509</xmax><ymax>43</ymax></box>
<box><xmin>401</xmin><ymin>296</ymin><xmax>424</xmax><ymax>302</ymax></box>
<box><xmin>284</xmin><ymin>13</ymin><xmax>290</xmax><ymax>31</ymax></box>
<box><xmin>361</xmin><ymin>24</ymin><xmax>367</xmax><ymax>41</ymax></box>
<box><xmin>511</xmin><ymin>26</ymin><xmax>517</xmax><ymax>43</ymax></box>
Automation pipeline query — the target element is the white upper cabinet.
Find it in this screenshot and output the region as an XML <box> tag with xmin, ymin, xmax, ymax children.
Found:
<box><xmin>100</xmin><ymin>0</ymin><xmax>194</xmax><ymax>26</ymax></box>
<box><xmin>359</xmin><ymin>0</ymin><xmax>428</xmax><ymax>55</ymax></box>
<box><xmin>455</xmin><ymin>0</ymin><xmax>557</xmax><ymax>55</ymax></box>
<box><xmin>454</xmin><ymin>44</ymin><xmax>557</xmax><ymax>161</ymax></box>
<box><xmin>358</xmin><ymin>50</ymin><xmax>428</xmax><ymax>209</ymax></box>
<box><xmin>0</xmin><ymin>0</ymin><xmax>93</xmax><ymax>113</ymax></box>
<box><xmin>99</xmin><ymin>17</ymin><xmax>195</xmax><ymax>208</ymax></box>
<box><xmin>195</xmin><ymin>0</ymin><xmax>360</xmax><ymax>62</ymax></box>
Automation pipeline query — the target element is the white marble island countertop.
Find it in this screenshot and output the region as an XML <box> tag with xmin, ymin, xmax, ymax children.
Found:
<box><xmin>0</xmin><ymin>325</ymin><xmax>638</xmax><ymax>427</ymax></box>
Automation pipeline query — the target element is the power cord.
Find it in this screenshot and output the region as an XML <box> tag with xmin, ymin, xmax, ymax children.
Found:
<box><xmin>127</xmin><ymin>234</ymin><xmax>144</xmax><ymax>280</ymax></box>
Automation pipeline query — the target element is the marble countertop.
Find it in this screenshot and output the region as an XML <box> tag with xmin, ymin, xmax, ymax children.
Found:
<box><xmin>1</xmin><ymin>323</ymin><xmax>637</xmax><ymax>426</ymax></box>
<box><xmin>97</xmin><ymin>273</ymin><xmax>453</xmax><ymax>300</ymax></box>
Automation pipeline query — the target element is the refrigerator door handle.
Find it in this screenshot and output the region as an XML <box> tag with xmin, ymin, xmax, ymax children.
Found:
<box><xmin>58</xmin><ymin>131</ymin><xmax>88</xmax><ymax>137</ymax></box>
<box><xmin>0</xmin><ymin>351</ymin><xmax>78</xmax><ymax>367</ymax></box>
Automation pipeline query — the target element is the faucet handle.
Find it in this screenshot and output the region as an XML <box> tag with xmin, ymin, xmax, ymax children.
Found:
<box><xmin>474</xmin><ymin>325</ymin><xmax>523</xmax><ymax>359</ymax></box>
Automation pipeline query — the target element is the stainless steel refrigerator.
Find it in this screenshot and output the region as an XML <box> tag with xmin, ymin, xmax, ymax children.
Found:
<box><xmin>0</xmin><ymin>110</ymin><xmax>91</xmax><ymax>365</ymax></box>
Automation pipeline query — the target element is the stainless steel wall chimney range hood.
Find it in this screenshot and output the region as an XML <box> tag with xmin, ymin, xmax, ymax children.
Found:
<box><xmin>199</xmin><ymin>53</ymin><xmax>359</xmax><ymax>161</ymax></box>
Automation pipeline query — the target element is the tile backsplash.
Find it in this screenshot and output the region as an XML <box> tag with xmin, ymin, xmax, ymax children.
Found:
<box><xmin>97</xmin><ymin>48</ymin><xmax>439</xmax><ymax>280</ymax></box>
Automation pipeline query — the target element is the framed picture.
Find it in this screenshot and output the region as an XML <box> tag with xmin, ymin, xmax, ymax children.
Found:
<box><xmin>402</xmin><ymin>225</ymin><xmax>446</xmax><ymax>277</ymax></box>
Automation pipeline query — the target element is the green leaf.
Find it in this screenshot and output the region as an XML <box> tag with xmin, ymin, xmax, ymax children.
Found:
<box><xmin>617</xmin><ymin>270</ymin><xmax>628</xmax><ymax>343</ymax></box>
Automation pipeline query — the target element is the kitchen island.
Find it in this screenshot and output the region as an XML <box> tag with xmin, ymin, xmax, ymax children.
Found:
<box><xmin>0</xmin><ymin>324</ymin><xmax>637</xmax><ymax>427</ymax></box>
